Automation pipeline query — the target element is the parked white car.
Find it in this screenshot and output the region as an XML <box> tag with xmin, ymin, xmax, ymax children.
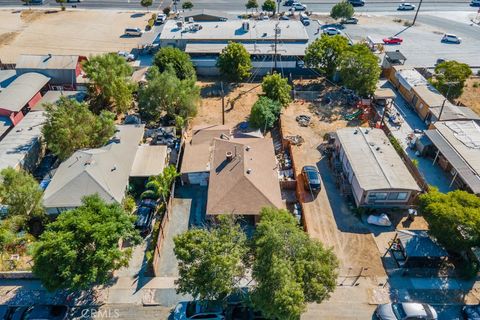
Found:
<box><xmin>292</xmin><ymin>2</ymin><xmax>307</xmax><ymax>10</ymax></box>
<box><xmin>397</xmin><ymin>3</ymin><xmax>416</xmax><ymax>10</ymax></box>
<box><xmin>323</xmin><ymin>27</ymin><xmax>341</xmax><ymax>35</ymax></box>
<box><xmin>376</xmin><ymin>303</ymin><xmax>438</xmax><ymax>320</ymax></box>
<box><xmin>156</xmin><ymin>13</ymin><xmax>167</xmax><ymax>24</ymax></box>
<box><xmin>117</xmin><ymin>51</ymin><xmax>135</xmax><ymax>61</ymax></box>
<box><xmin>441</xmin><ymin>33</ymin><xmax>462</xmax><ymax>43</ymax></box>
<box><xmin>174</xmin><ymin>301</ymin><xmax>224</xmax><ymax>320</ymax></box>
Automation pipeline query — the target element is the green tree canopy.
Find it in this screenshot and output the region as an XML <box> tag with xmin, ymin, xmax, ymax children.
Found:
<box><xmin>338</xmin><ymin>43</ymin><xmax>381</xmax><ymax>97</ymax></box>
<box><xmin>33</xmin><ymin>195</ymin><xmax>140</xmax><ymax>291</ymax></box>
<box><xmin>141</xmin><ymin>0</ymin><xmax>153</xmax><ymax>10</ymax></box>
<box><xmin>0</xmin><ymin>168</ymin><xmax>44</xmax><ymax>219</ymax></box>
<box><xmin>262</xmin><ymin>0</ymin><xmax>276</xmax><ymax>12</ymax></box>
<box><xmin>420</xmin><ymin>188</ymin><xmax>480</xmax><ymax>253</ymax></box>
<box><xmin>304</xmin><ymin>35</ymin><xmax>350</xmax><ymax>79</ymax></box>
<box><xmin>217</xmin><ymin>42</ymin><xmax>252</xmax><ymax>82</ymax></box>
<box><xmin>251</xmin><ymin>208</ymin><xmax>338</xmax><ymax>320</ymax></box>
<box><xmin>173</xmin><ymin>215</ymin><xmax>248</xmax><ymax>300</ymax></box>
<box><xmin>330</xmin><ymin>1</ymin><xmax>354</xmax><ymax>20</ymax></box>
<box><xmin>262</xmin><ymin>72</ymin><xmax>292</xmax><ymax>107</ymax></box>
<box><xmin>138</xmin><ymin>66</ymin><xmax>200</xmax><ymax>123</ymax></box>
<box><xmin>153</xmin><ymin>47</ymin><xmax>196</xmax><ymax>80</ymax></box>
<box><xmin>83</xmin><ymin>53</ymin><xmax>136</xmax><ymax>114</ymax></box>
<box><xmin>147</xmin><ymin>165</ymin><xmax>179</xmax><ymax>203</ymax></box>
<box><xmin>42</xmin><ymin>97</ymin><xmax>116</xmax><ymax>160</ymax></box>
<box><xmin>246</xmin><ymin>0</ymin><xmax>259</xmax><ymax>11</ymax></box>
<box><xmin>182</xmin><ymin>1</ymin><xmax>194</xmax><ymax>9</ymax></box>
<box><xmin>431</xmin><ymin>60</ymin><xmax>472</xmax><ymax>100</ymax></box>
<box><xmin>249</xmin><ymin>96</ymin><xmax>282</xmax><ymax>131</ymax></box>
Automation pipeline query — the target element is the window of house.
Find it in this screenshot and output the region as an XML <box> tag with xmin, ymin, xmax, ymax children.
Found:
<box><xmin>387</xmin><ymin>192</ymin><xmax>409</xmax><ymax>201</ymax></box>
<box><xmin>368</xmin><ymin>192</ymin><xmax>388</xmax><ymax>200</ymax></box>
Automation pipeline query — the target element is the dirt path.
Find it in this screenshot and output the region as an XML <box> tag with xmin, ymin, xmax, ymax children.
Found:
<box><xmin>281</xmin><ymin>102</ymin><xmax>386</xmax><ymax>278</ymax></box>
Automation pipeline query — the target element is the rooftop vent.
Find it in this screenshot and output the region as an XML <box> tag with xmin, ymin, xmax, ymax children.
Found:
<box><xmin>226</xmin><ymin>151</ymin><xmax>233</xmax><ymax>162</ymax></box>
<box><xmin>246</xmin><ymin>168</ymin><xmax>252</xmax><ymax>174</ymax></box>
<box><xmin>220</xmin><ymin>133</ymin><xmax>230</xmax><ymax>140</ymax></box>
<box><xmin>111</xmin><ymin>165</ymin><xmax>117</xmax><ymax>171</ymax></box>
<box><xmin>353</xmin><ymin>129</ymin><xmax>358</xmax><ymax>134</ymax></box>
<box><xmin>245</xmin><ymin>146</ymin><xmax>251</xmax><ymax>151</ymax></box>
<box><xmin>242</xmin><ymin>21</ymin><xmax>250</xmax><ymax>32</ymax></box>
<box><xmin>43</xmin><ymin>53</ymin><xmax>52</xmax><ymax>62</ymax></box>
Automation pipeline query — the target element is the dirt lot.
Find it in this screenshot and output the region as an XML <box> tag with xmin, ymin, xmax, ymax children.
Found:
<box><xmin>0</xmin><ymin>9</ymin><xmax>151</xmax><ymax>63</ymax></box>
<box><xmin>191</xmin><ymin>82</ymin><xmax>262</xmax><ymax>128</ymax></box>
<box><xmin>457</xmin><ymin>77</ymin><xmax>480</xmax><ymax>116</ymax></box>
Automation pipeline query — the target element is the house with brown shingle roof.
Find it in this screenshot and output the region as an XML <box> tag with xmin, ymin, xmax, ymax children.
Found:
<box><xmin>206</xmin><ymin>137</ymin><xmax>284</xmax><ymax>221</ymax></box>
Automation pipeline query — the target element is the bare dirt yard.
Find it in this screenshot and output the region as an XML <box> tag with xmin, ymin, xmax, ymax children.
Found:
<box><xmin>0</xmin><ymin>9</ymin><xmax>151</xmax><ymax>63</ymax></box>
<box><xmin>191</xmin><ymin>81</ymin><xmax>262</xmax><ymax>128</ymax></box>
<box><xmin>457</xmin><ymin>77</ymin><xmax>480</xmax><ymax>116</ymax></box>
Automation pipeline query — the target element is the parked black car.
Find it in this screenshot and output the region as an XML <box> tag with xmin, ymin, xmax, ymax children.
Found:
<box><xmin>8</xmin><ymin>305</ymin><xmax>68</xmax><ymax>320</ymax></box>
<box><xmin>348</xmin><ymin>0</ymin><xmax>365</xmax><ymax>6</ymax></box>
<box><xmin>135</xmin><ymin>206</ymin><xmax>154</xmax><ymax>236</ymax></box>
<box><xmin>301</xmin><ymin>165</ymin><xmax>321</xmax><ymax>192</ymax></box>
<box><xmin>284</xmin><ymin>0</ymin><xmax>294</xmax><ymax>5</ymax></box>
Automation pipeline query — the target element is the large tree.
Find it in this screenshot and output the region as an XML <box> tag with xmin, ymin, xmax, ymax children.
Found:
<box><xmin>140</xmin><ymin>0</ymin><xmax>153</xmax><ymax>11</ymax></box>
<box><xmin>83</xmin><ymin>53</ymin><xmax>136</xmax><ymax>114</ymax></box>
<box><xmin>251</xmin><ymin>208</ymin><xmax>338</xmax><ymax>320</ymax></box>
<box><xmin>138</xmin><ymin>66</ymin><xmax>199</xmax><ymax>123</ymax></box>
<box><xmin>0</xmin><ymin>168</ymin><xmax>44</xmax><ymax>219</ymax></box>
<box><xmin>304</xmin><ymin>35</ymin><xmax>350</xmax><ymax>80</ymax></box>
<box><xmin>153</xmin><ymin>47</ymin><xmax>196</xmax><ymax>80</ymax></box>
<box><xmin>431</xmin><ymin>60</ymin><xmax>472</xmax><ymax>100</ymax></box>
<box><xmin>182</xmin><ymin>1</ymin><xmax>194</xmax><ymax>9</ymax></box>
<box><xmin>173</xmin><ymin>216</ymin><xmax>248</xmax><ymax>300</ymax></box>
<box><xmin>217</xmin><ymin>42</ymin><xmax>252</xmax><ymax>82</ymax></box>
<box><xmin>338</xmin><ymin>43</ymin><xmax>381</xmax><ymax>97</ymax></box>
<box><xmin>33</xmin><ymin>195</ymin><xmax>140</xmax><ymax>291</ymax></box>
<box><xmin>261</xmin><ymin>0</ymin><xmax>275</xmax><ymax>12</ymax></box>
<box><xmin>42</xmin><ymin>97</ymin><xmax>116</xmax><ymax>160</ymax></box>
<box><xmin>262</xmin><ymin>72</ymin><xmax>292</xmax><ymax>107</ymax></box>
<box><xmin>420</xmin><ymin>188</ymin><xmax>480</xmax><ymax>253</ymax></box>
<box><xmin>249</xmin><ymin>96</ymin><xmax>282</xmax><ymax>131</ymax></box>
<box><xmin>330</xmin><ymin>1</ymin><xmax>354</xmax><ymax>20</ymax></box>
<box><xmin>245</xmin><ymin>0</ymin><xmax>259</xmax><ymax>12</ymax></box>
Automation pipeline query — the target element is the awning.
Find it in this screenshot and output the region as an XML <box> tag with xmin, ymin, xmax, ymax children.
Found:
<box><xmin>374</xmin><ymin>88</ymin><xmax>396</xmax><ymax>100</ymax></box>
<box><xmin>130</xmin><ymin>145</ymin><xmax>169</xmax><ymax>177</ymax></box>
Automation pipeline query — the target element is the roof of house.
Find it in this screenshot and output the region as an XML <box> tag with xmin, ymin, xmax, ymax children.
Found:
<box><xmin>0</xmin><ymin>111</ymin><xmax>46</xmax><ymax>171</ymax></box>
<box><xmin>425</xmin><ymin>121</ymin><xmax>480</xmax><ymax>194</ymax></box>
<box><xmin>16</xmin><ymin>54</ymin><xmax>80</xmax><ymax>70</ymax></box>
<box><xmin>393</xmin><ymin>66</ymin><xmax>428</xmax><ymax>90</ymax></box>
<box><xmin>35</xmin><ymin>90</ymin><xmax>86</xmax><ymax>111</ymax></box>
<box><xmin>429</xmin><ymin>104</ymin><xmax>480</xmax><ymax>122</ymax></box>
<box><xmin>385</xmin><ymin>51</ymin><xmax>407</xmax><ymax>62</ymax></box>
<box><xmin>336</xmin><ymin>127</ymin><xmax>421</xmax><ymax>192</ymax></box>
<box><xmin>185</xmin><ymin>42</ymin><xmax>307</xmax><ymax>56</ymax></box>
<box><xmin>0</xmin><ymin>73</ymin><xmax>50</xmax><ymax>112</ymax></box>
<box><xmin>0</xmin><ymin>70</ymin><xmax>16</xmax><ymax>86</ymax></box>
<box><xmin>398</xmin><ymin>230</ymin><xmax>448</xmax><ymax>259</ymax></box>
<box><xmin>43</xmin><ymin>124</ymin><xmax>144</xmax><ymax>210</ymax></box>
<box><xmin>182</xmin><ymin>9</ymin><xmax>231</xmax><ymax>21</ymax></box>
<box><xmin>0</xmin><ymin>117</ymin><xmax>12</xmax><ymax>139</ymax></box>
<box><xmin>181</xmin><ymin>125</ymin><xmax>231</xmax><ymax>174</ymax></box>
<box><xmin>160</xmin><ymin>20</ymin><xmax>309</xmax><ymax>42</ymax></box>
<box><xmin>130</xmin><ymin>144</ymin><xmax>169</xmax><ymax>177</ymax></box>
<box><xmin>207</xmin><ymin>137</ymin><xmax>283</xmax><ymax>215</ymax></box>
<box><xmin>373</xmin><ymin>87</ymin><xmax>396</xmax><ymax>100</ymax></box>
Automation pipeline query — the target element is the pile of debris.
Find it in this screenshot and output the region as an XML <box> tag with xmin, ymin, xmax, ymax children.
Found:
<box><xmin>296</xmin><ymin>115</ymin><xmax>311</xmax><ymax>127</ymax></box>
<box><xmin>285</xmin><ymin>135</ymin><xmax>305</xmax><ymax>146</ymax></box>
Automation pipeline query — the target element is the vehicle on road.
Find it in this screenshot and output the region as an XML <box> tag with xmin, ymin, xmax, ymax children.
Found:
<box><xmin>462</xmin><ymin>304</ymin><xmax>480</xmax><ymax>320</ymax></box>
<box><xmin>291</xmin><ymin>3</ymin><xmax>307</xmax><ymax>10</ymax></box>
<box><xmin>284</xmin><ymin>0</ymin><xmax>295</xmax><ymax>5</ymax></box>
<box><xmin>124</xmin><ymin>27</ymin><xmax>143</xmax><ymax>37</ymax></box>
<box><xmin>397</xmin><ymin>3</ymin><xmax>416</xmax><ymax>10</ymax></box>
<box><xmin>174</xmin><ymin>301</ymin><xmax>224</xmax><ymax>320</ymax></box>
<box><xmin>323</xmin><ymin>27</ymin><xmax>341</xmax><ymax>35</ymax></box>
<box><xmin>348</xmin><ymin>0</ymin><xmax>365</xmax><ymax>6</ymax></box>
<box><xmin>156</xmin><ymin>13</ymin><xmax>167</xmax><ymax>24</ymax></box>
<box><xmin>441</xmin><ymin>33</ymin><xmax>462</xmax><ymax>43</ymax></box>
<box><xmin>279</xmin><ymin>14</ymin><xmax>290</xmax><ymax>20</ymax></box>
<box><xmin>117</xmin><ymin>51</ymin><xmax>135</xmax><ymax>61</ymax></box>
<box><xmin>341</xmin><ymin>17</ymin><xmax>358</xmax><ymax>24</ymax></box>
<box><xmin>22</xmin><ymin>305</ymin><xmax>69</xmax><ymax>320</ymax></box>
<box><xmin>471</xmin><ymin>0</ymin><xmax>480</xmax><ymax>6</ymax></box>
<box><xmin>383</xmin><ymin>36</ymin><xmax>403</xmax><ymax>44</ymax></box>
<box><xmin>300</xmin><ymin>13</ymin><xmax>310</xmax><ymax>25</ymax></box>
<box><xmin>301</xmin><ymin>165</ymin><xmax>321</xmax><ymax>192</ymax></box>
<box><xmin>375</xmin><ymin>303</ymin><xmax>437</xmax><ymax>320</ymax></box>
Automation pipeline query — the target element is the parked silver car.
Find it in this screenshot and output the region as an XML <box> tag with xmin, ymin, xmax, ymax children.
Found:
<box><xmin>375</xmin><ymin>303</ymin><xmax>437</xmax><ymax>320</ymax></box>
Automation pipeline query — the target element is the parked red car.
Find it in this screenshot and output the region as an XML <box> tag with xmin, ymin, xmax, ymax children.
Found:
<box><xmin>383</xmin><ymin>36</ymin><xmax>403</xmax><ymax>44</ymax></box>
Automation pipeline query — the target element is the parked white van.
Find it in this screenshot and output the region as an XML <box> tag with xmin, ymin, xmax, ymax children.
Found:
<box><xmin>124</xmin><ymin>28</ymin><xmax>143</xmax><ymax>37</ymax></box>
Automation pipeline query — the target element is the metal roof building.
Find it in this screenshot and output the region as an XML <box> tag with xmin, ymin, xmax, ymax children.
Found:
<box><xmin>425</xmin><ymin>121</ymin><xmax>480</xmax><ymax>195</ymax></box>
<box><xmin>0</xmin><ymin>111</ymin><xmax>47</xmax><ymax>172</ymax></box>
<box><xmin>0</xmin><ymin>73</ymin><xmax>50</xmax><ymax>113</ymax></box>
<box><xmin>334</xmin><ymin>127</ymin><xmax>420</xmax><ymax>207</ymax></box>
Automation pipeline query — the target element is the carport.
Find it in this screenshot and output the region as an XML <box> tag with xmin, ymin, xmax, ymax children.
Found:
<box><xmin>389</xmin><ymin>230</ymin><xmax>448</xmax><ymax>268</ymax></box>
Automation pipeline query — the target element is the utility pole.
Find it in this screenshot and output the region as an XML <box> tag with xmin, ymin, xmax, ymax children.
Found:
<box><xmin>273</xmin><ymin>23</ymin><xmax>280</xmax><ymax>71</ymax></box>
<box><xmin>221</xmin><ymin>81</ymin><xmax>225</xmax><ymax>125</ymax></box>
<box><xmin>412</xmin><ymin>0</ymin><xmax>423</xmax><ymax>26</ymax></box>
<box><xmin>437</xmin><ymin>81</ymin><xmax>458</xmax><ymax>122</ymax></box>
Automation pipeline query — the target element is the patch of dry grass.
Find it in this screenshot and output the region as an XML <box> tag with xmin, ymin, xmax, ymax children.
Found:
<box><xmin>457</xmin><ymin>77</ymin><xmax>480</xmax><ymax>116</ymax></box>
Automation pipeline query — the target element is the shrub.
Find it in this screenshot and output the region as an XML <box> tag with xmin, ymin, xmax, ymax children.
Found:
<box><xmin>163</xmin><ymin>7</ymin><xmax>171</xmax><ymax>15</ymax></box>
<box><xmin>249</xmin><ymin>97</ymin><xmax>282</xmax><ymax>131</ymax></box>
<box><xmin>152</xmin><ymin>13</ymin><xmax>157</xmax><ymax>20</ymax></box>
<box><xmin>140</xmin><ymin>189</ymin><xmax>159</xmax><ymax>200</ymax></box>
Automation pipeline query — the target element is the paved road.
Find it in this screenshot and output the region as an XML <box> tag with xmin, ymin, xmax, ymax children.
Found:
<box><xmin>0</xmin><ymin>0</ymin><xmax>476</xmax><ymax>11</ymax></box>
